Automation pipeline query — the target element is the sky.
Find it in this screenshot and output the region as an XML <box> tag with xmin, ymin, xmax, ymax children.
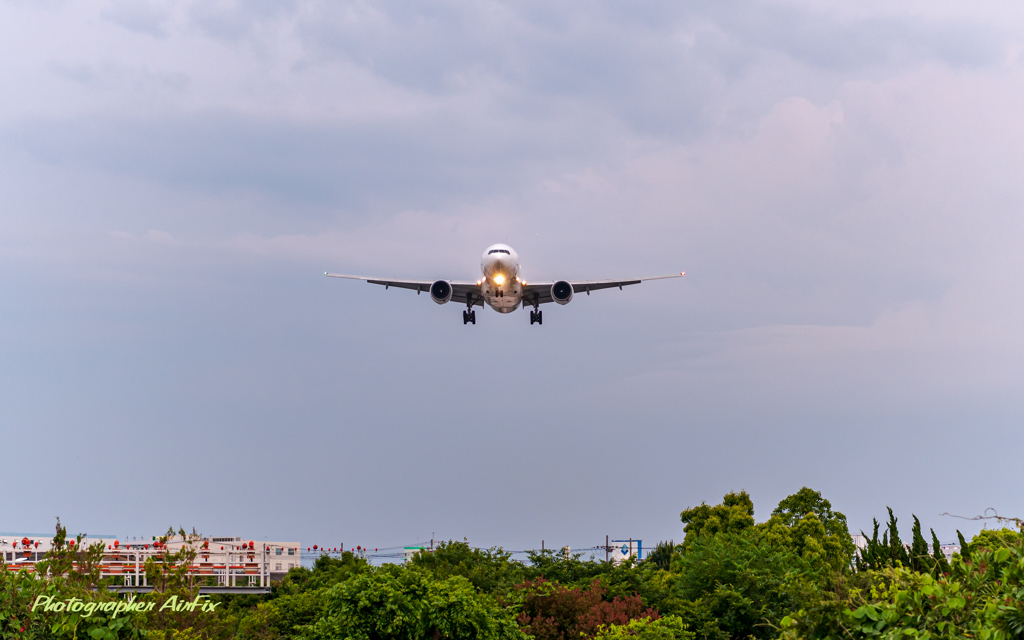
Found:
<box><xmin>1</xmin><ymin>0</ymin><xmax>1022</xmax><ymax>554</ymax></box>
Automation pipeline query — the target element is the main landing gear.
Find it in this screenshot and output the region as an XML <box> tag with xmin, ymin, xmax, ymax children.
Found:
<box><xmin>463</xmin><ymin>295</ymin><xmax>477</xmax><ymax>324</ymax></box>
<box><xmin>530</xmin><ymin>310</ymin><xmax>542</xmax><ymax>325</ymax></box>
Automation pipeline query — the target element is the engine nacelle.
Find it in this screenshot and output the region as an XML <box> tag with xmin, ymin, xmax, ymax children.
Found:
<box><xmin>430</xmin><ymin>280</ymin><xmax>453</xmax><ymax>304</ymax></box>
<box><xmin>551</xmin><ymin>280</ymin><xmax>573</xmax><ymax>305</ymax></box>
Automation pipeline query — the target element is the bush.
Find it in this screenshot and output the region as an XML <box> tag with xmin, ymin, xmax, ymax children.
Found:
<box><xmin>300</xmin><ymin>564</ymin><xmax>525</xmax><ymax>640</ymax></box>
<box><xmin>593</xmin><ymin>615</ymin><xmax>694</xmax><ymax>640</ymax></box>
<box><xmin>515</xmin><ymin>578</ymin><xmax>660</xmax><ymax>640</ymax></box>
<box><xmin>781</xmin><ymin>537</ymin><xmax>1024</xmax><ymax>639</ymax></box>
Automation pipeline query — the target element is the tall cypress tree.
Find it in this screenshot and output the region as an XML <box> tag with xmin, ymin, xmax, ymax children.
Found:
<box><xmin>886</xmin><ymin>508</ymin><xmax>910</xmax><ymax>567</ymax></box>
<box><xmin>910</xmin><ymin>515</ymin><xmax>930</xmax><ymax>572</ymax></box>
<box><xmin>957</xmin><ymin>530</ymin><xmax>971</xmax><ymax>562</ymax></box>
<box><xmin>930</xmin><ymin>529</ymin><xmax>950</xmax><ymax>575</ymax></box>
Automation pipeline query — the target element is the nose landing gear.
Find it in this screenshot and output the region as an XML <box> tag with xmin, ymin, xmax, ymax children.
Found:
<box><xmin>527</xmin><ymin>292</ymin><xmax>542</xmax><ymax>325</ymax></box>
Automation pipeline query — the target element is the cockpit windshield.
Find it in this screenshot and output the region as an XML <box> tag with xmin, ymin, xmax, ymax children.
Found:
<box><xmin>488</xmin><ymin>249</ymin><xmax>511</xmax><ymax>255</ymax></box>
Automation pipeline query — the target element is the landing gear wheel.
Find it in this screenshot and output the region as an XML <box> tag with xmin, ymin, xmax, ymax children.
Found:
<box><xmin>530</xmin><ymin>310</ymin><xmax>542</xmax><ymax>325</ymax></box>
<box><xmin>463</xmin><ymin>310</ymin><xmax>476</xmax><ymax>325</ymax></box>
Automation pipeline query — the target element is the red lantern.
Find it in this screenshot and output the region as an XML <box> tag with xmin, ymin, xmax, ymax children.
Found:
<box><xmin>69</xmin><ymin>541</ymin><xmax>75</xmax><ymax>547</ymax></box>
<box><xmin>114</xmin><ymin>540</ymin><xmax>119</xmax><ymax>548</ymax></box>
<box><xmin>22</xmin><ymin>538</ymin><xmax>30</xmax><ymax>546</ymax></box>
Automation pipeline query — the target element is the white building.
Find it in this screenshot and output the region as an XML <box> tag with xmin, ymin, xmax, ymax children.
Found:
<box><xmin>0</xmin><ymin>533</ymin><xmax>301</xmax><ymax>586</ymax></box>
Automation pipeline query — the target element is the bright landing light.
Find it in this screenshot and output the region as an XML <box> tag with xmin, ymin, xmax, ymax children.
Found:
<box><xmin>493</xmin><ymin>274</ymin><xmax>506</xmax><ymax>285</ymax></box>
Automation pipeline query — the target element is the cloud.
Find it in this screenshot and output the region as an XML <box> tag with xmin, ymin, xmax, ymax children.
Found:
<box><xmin>101</xmin><ymin>0</ymin><xmax>172</xmax><ymax>38</ymax></box>
<box><xmin>0</xmin><ymin>0</ymin><xmax>1023</xmax><ymax>544</ymax></box>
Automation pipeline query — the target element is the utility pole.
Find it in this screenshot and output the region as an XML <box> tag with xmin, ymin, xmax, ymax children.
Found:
<box><xmin>606</xmin><ymin>535</ymin><xmax>609</xmax><ymax>562</ymax></box>
<box><xmin>541</xmin><ymin>540</ymin><xmax>544</xmax><ymax>551</ymax></box>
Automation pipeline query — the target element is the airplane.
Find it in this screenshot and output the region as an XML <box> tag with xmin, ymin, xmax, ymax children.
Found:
<box><xmin>325</xmin><ymin>243</ymin><xmax>684</xmax><ymax>325</ymax></box>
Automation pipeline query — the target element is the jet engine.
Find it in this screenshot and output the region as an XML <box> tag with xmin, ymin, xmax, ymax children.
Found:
<box><xmin>551</xmin><ymin>280</ymin><xmax>573</xmax><ymax>305</ymax></box>
<box><xmin>430</xmin><ymin>280</ymin><xmax>453</xmax><ymax>304</ymax></box>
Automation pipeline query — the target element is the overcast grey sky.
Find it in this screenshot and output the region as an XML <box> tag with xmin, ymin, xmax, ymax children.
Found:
<box><xmin>1</xmin><ymin>0</ymin><xmax>1022</xmax><ymax>552</ymax></box>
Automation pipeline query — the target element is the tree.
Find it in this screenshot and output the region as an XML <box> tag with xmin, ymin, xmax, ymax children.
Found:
<box><xmin>411</xmin><ymin>541</ymin><xmax>525</xmax><ymax>596</ymax></box>
<box><xmin>854</xmin><ymin>510</ymin><xmax>949</xmax><ymax>576</ymax></box>
<box><xmin>780</xmin><ymin>535</ymin><xmax>1024</xmax><ymax>640</ymax></box>
<box><xmin>855</xmin><ymin>508</ymin><xmax>909</xmax><ymax>571</ymax></box>
<box><xmin>969</xmin><ymin>527</ymin><xmax>1024</xmax><ymax>552</ymax></box>
<box><xmin>524</xmin><ymin>549</ymin><xmax>613</xmax><ymax>586</ymax></box>
<box><xmin>36</xmin><ymin>517</ymin><xmax>107</xmax><ymax>588</ymax></box>
<box><xmin>758</xmin><ymin>487</ymin><xmax>856</xmax><ymax>573</ymax></box>
<box><xmin>592</xmin><ymin>615</ymin><xmax>694</xmax><ymax>639</ymax></box>
<box><xmin>301</xmin><ymin>564</ymin><xmax>525</xmax><ymax>640</ymax></box>
<box><xmin>665</xmin><ymin>531</ymin><xmax>820</xmax><ymax>640</ymax></box>
<box><xmin>515</xmin><ymin>578</ymin><xmax>660</xmax><ymax>640</ymax></box>
<box><xmin>679</xmin><ymin>491</ymin><xmax>755</xmax><ymax>546</ymax></box>
<box><xmin>645</xmin><ymin>541</ymin><xmax>678</xmax><ymax>572</ymax></box>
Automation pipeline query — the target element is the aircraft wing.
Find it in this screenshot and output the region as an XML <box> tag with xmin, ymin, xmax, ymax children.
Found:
<box><xmin>325</xmin><ymin>273</ymin><xmax>485</xmax><ymax>306</ymax></box>
<box><xmin>521</xmin><ymin>273</ymin><xmax>685</xmax><ymax>306</ymax></box>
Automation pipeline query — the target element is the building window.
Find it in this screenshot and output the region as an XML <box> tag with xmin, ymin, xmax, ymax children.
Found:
<box><xmin>275</xmin><ymin>563</ymin><xmax>282</xmax><ymax>571</ymax></box>
<box><xmin>275</xmin><ymin>548</ymin><xmax>282</xmax><ymax>555</ymax></box>
<box><xmin>287</xmin><ymin>548</ymin><xmax>294</xmax><ymax>556</ymax></box>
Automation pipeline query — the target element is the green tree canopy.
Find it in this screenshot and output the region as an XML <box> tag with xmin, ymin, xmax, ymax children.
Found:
<box><xmin>592</xmin><ymin>615</ymin><xmax>693</xmax><ymax>640</ymax></box>
<box><xmin>661</xmin><ymin>530</ymin><xmax>821</xmax><ymax>640</ymax></box>
<box><xmin>679</xmin><ymin>491</ymin><xmax>755</xmax><ymax>546</ymax></box>
<box><xmin>301</xmin><ymin>564</ymin><xmax>525</xmax><ymax>640</ymax></box>
<box><xmin>410</xmin><ymin>541</ymin><xmax>525</xmax><ymax>596</ymax></box>
<box><xmin>969</xmin><ymin>527</ymin><xmax>1024</xmax><ymax>552</ymax></box>
<box><xmin>757</xmin><ymin>487</ymin><xmax>856</xmax><ymax>572</ymax></box>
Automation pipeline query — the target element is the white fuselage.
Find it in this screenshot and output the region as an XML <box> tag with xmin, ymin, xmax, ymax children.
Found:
<box><xmin>480</xmin><ymin>243</ymin><xmax>522</xmax><ymax>313</ymax></box>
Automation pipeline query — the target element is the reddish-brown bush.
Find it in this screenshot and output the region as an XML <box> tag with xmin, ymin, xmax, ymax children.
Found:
<box><xmin>515</xmin><ymin>578</ymin><xmax>659</xmax><ymax>640</ymax></box>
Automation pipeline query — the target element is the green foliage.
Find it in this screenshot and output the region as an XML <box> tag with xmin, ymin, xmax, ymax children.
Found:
<box><xmin>274</xmin><ymin>552</ymin><xmax>371</xmax><ymax>595</ymax></box>
<box><xmin>592</xmin><ymin>615</ymin><xmax>694</xmax><ymax>639</ymax></box>
<box><xmin>970</xmin><ymin>528</ymin><xmax>1024</xmax><ymax>552</ymax></box>
<box><xmin>35</xmin><ymin>518</ymin><xmax>108</xmax><ymax>588</ymax></box>
<box><xmin>855</xmin><ymin>510</ymin><xmax>950</xmax><ymax>577</ymax></box>
<box><xmin>300</xmin><ymin>564</ymin><xmax>525</xmax><ymax>640</ymax></box>
<box><xmin>957</xmin><ymin>530</ymin><xmax>972</xmax><ymax>562</ymax></box>
<box><xmin>856</xmin><ymin>509</ymin><xmax>909</xmax><ymax>571</ymax></box>
<box><xmin>11</xmin><ymin>504</ymin><xmax>1021</xmax><ymax>640</ymax></box>
<box><xmin>679</xmin><ymin>491</ymin><xmax>755</xmax><ymax>546</ymax></box>
<box><xmin>663</xmin><ymin>530</ymin><xmax>821</xmax><ymax>640</ymax></box>
<box><xmin>780</xmin><ymin>536</ymin><xmax>1024</xmax><ymax>640</ymax></box>
<box><xmin>757</xmin><ymin>487</ymin><xmax>856</xmax><ymax>573</ymax></box>
<box><xmin>144</xmin><ymin>527</ymin><xmax>204</xmax><ymax>596</ymax></box>
<box><xmin>525</xmin><ymin>549</ymin><xmax>614</xmax><ymax>586</ymax></box>
<box><xmin>646</xmin><ymin>542</ymin><xmax>678</xmax><ymax>572</ymax></box>
<box><xmin>411</xmin><ymin>541</ymin><xmax>526</xmax><ymax>596</ymax></box>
